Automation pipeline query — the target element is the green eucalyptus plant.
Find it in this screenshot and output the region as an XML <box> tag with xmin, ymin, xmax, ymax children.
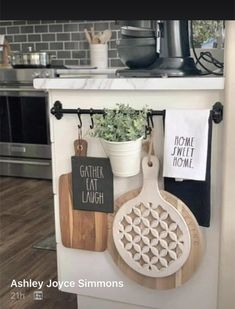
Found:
<box><xmin>91</xmin><ymin>104</ymin><xmax>147</xmax><ymax>142</ymax></box>
<box><xmin>192</xmin><ymin>20</ymin><xmax>224</xmax><ymax>48</ymax></box>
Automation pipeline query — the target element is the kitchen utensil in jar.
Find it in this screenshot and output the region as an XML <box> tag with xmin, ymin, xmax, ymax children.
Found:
<box><xmin>84</xmin><ymin>28</ymin><xmax>92</xmax><ymax>44</ymax></box>
<box><xmin>101</xmin><ymin>30</ymin><xmax>112</xmax><ymax>43</ymax></box>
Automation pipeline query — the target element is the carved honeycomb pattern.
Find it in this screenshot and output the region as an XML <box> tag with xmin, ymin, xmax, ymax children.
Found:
<box><xmin>117</xmin><ymin>202</ymin><xmax>186</xmax><ymax>274</ymax></box>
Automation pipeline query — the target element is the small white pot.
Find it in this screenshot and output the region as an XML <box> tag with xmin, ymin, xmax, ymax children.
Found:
<box><xmin>101</xmin><ymin>137</ymin><xmax>143</xmax><ymax>177</ymax></box>
<box><xmin>90</xmin><ymin>44</ymin><xmax>108</xmax><ymax>68</ymax></box>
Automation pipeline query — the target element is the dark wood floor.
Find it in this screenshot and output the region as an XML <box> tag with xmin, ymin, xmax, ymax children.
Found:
<box><xmin>0</xmin><ymin>177</ymin><xmax>77</xmax><ymax>309</ymax></box>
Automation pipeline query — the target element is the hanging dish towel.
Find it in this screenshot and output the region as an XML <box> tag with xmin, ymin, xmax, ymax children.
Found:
<box><xmin>163</xmin><ymin>109</ymin><xmax>210</xmax><ymax>181</ymax></box>
<box><xmin>163</xmin><ymin>111</ymin><xmax>212</xmax><ymax>227</ymax></box>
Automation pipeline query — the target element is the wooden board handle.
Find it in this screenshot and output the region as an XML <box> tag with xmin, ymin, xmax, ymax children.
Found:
<box><xmin>74</xmin><ymin>139</ymin><xmax>88</xmax><ymax>157</ymax></box>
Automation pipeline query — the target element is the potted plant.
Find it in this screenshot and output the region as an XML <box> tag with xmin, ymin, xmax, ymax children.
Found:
<box><xmin>91</xmin><ymin>104</ymin><xmax>147</xmax><ymax>177</ymax></box>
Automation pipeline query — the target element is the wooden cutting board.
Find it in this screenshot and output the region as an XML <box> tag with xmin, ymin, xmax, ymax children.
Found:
<box><xmin>59</xmin><ymin>139</ymin><xmax>108</xmax><ymax>251</ymax></box>
<box><xmin>112</xmin><ymin>156</ymin><xmax>191</xmax><ymax>279</ymax></box>
<box><xmin>108</xmin><ymin>163</ymin><xmax>204</xmax><ymax>289</ymax></box>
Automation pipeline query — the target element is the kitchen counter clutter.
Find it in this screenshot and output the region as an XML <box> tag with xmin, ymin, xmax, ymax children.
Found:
<box><xmin>41</xmin><ymin>76</ymin><xmax>224</xmax><ymax>309</ymax></box>
<box><xmin>34</xmin><ymin>76</ymin><xmax>225</xmax><ymax>90</ymax></box>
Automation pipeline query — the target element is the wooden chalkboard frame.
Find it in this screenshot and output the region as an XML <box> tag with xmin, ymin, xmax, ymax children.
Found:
<box><xmin>71</xmin><ymin>156</ymin><xmax>114</xmax><ymax>213</ymax></box>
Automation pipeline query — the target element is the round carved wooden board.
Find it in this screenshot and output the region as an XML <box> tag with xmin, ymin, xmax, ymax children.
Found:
<box><xmin>112</xmin><ymin>192</ymin><xmax>191</xmax><ymax>277</ymax></box>
<box><xmin>108</xmin><ymin>189</ymin><xmax>204</xmax><ymax>290</ymax></box>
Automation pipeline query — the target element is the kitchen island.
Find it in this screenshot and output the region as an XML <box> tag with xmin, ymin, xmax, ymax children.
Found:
<box><xmin>34</xmin><ymin>76</ymin><xmax>224</xmax><ymax>309</ymax></box>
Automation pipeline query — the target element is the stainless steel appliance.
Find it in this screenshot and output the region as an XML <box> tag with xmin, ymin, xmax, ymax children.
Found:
<box><xmin>0</xmin><ymin>68</ymin><xmax>57</xmax><ymax>179</ymax></box>
<box><xmin>116</xmin><ymin>20</ymin><xmax>201</xmax><ymax>77</ymax></box>
<box><xmin>10</xmin><ymin>47</ymin><xmax>56</xmax><ymax>68</ymax></box>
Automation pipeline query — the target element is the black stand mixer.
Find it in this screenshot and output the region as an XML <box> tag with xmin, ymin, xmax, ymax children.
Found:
<box><xmin>116</xmin><ymin>20</ymin><xmax>201</xmax><ymax>77</ymax></box>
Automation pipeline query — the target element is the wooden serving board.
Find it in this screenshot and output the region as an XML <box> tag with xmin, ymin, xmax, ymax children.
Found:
<box><xmin>59</xmin><ymin>139</ymin><xmax>108</xmax><ymax>252</ymax></box>
<box><xmin>112</xmin><ymin>156</ymin><xmax>191</xmax><ymax>279</ymax></box>
<box><xmin>108</xmin><ymin>188</ymin><xmax>204</xmax><ymax>289</ymax></box>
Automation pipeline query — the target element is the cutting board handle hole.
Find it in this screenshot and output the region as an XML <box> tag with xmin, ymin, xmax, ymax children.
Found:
<box><xmin>148</xmin><ymin>161</ymin><xmax>153</xmax><ymax>167</ymax></box>
<box><xmin>77</xmin><ymin>145</ymin><xmax>83</xmax><ymax>151</ymax></box>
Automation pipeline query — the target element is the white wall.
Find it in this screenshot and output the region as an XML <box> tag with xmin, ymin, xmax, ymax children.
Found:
<box><xmin>218</xmin><ymin>21</ymin><xmax>235</xmax><ymax>309</ymax></box>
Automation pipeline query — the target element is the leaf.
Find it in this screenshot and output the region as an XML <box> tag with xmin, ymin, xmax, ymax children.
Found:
<box><xmin>90</xmin><ymin>103</ymin><xmax>147</xmax><ymax>142</ymax></box>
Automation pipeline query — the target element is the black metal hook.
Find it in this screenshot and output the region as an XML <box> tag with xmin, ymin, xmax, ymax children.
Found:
<box><xmin>144</xmin><ymin>110</ymin><xmax>154</xmax><ymax>139</ymax></box>
<box><xmin>147</xmin><ymin>110</ymin><xmax>154</xmax><ymax>129</ymax></box>
<box><xmin>77</xmin><ymin>108</ymin><xmax>82</xmax><ymax>129</ymax></box>
<box><xmin>89</xmin><ymin>108</ymin><xmax>94</xmax><ymax>129</ymax></box>
<box><xmin>144</xmin><ymin>125</ymin><xmax>151</xmax><ymax>139</ymax></box>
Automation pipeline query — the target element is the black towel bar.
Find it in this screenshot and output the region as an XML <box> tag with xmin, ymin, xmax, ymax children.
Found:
<box><xmin>50</xmin><ymin>101</ymin><xmax>223</xmax><ymax>124</ymax></box>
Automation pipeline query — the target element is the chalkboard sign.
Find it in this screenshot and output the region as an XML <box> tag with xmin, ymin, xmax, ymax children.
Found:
<box><xmin>71</xmin><ymin>156</ymin><xmax>114</xmax><ymax>213</ymax></box>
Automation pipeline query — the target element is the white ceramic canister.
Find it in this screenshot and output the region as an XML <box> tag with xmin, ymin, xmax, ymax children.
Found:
<box><xmin>90</xmin><ymin>44</ymin><xmax>108</xmax><ymax>69</ymax></box>
<box><xmin>101</xmin><ymin>137</ymin><xmax>143</xmax><ymax>177</ymax></box>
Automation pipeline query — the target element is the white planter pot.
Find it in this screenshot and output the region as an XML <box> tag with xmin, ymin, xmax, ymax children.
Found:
<box><xmin>101</xmin><ymin>137</ymin><xmax>143</xmax><ymax>177</ymax></box>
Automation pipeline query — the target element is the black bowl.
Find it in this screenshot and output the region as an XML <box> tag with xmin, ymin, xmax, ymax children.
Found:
<box><xmin>117</xmin><ymin>43</ymin><xmax>158</xmax><ymax>69</ymax></box>
<box><xmin>117</xmin><ymin>37</ymin><xmax>156</xmax><ymax>46</ymax></box>
<box><xmin>121</xmin><ymin>26</ymin><xmax>155</xmax><ymax>38</ymax></box>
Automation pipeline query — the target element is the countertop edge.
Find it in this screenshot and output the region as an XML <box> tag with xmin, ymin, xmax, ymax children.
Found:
<box><xmin>33</xmin><ymin>77</ymin><xmax>225</xmax><ymax>90</ymax></box>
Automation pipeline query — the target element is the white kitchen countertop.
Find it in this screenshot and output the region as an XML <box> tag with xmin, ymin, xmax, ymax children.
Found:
<box><xmin>34</xmin><ymin>76</ymin><xmax>225</xmax><ymax>90</ymax></box>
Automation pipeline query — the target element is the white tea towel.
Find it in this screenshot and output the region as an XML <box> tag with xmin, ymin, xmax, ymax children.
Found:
<box><xmin>0</xmin><ymin>35</ymin><xmax>5</xmax><ymax>51</ymax></box>
<box><xmin>163</xmin><ymin>109</ymin><xmax>210</xmax><ymax>181</ymax></box>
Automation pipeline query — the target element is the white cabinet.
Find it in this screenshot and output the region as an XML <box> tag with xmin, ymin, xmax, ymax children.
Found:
<box><xmin>39</xmin><ymin>79</ymin><xmax>224</xmax><ymax>309</ymax></box>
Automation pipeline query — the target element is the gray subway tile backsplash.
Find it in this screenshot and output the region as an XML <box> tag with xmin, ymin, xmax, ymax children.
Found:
<box><xmin>21</xmin><ymin>43</ymin><xmax>36</xmax><ymax>52</ymax></box>
<box><xmin>0</xmin><ymin>20</ymin><xmax>123</xmax><ymax>67</ymax></box>
<box><xmin>0</xmin><ymin>21</ymin><xmax>13</xmax><ymax>26</ymax></box>
<box><xmin>94</xmin><ymin>22</ymin><xmax>109</xmax><ymax>31</ymax></box>
<box><xmin>41</xmin><ymin>20</ymin><xmax>56</xmax><ymax>24</ymax></box>
<box><xmin>49</xmin><ymin>24</ymin><xmax>63</xmax><ymax>32</ymax></box>
<box><xmin>28</xmin><ymin>34</ymin><xmax>41</xmax><ymax>42</ymax></box>
<box><xmin>64</xmin><ymin>42</ymin><xmax>79</xmax><ymax>50</ymax></box>
<box><xmin>5</xmin><ymin>35</ymin><xmax>13</xmax><ymax>43</ymax></box>
<box><xmin>71</xmin><ymin>33</ymin><xmax>82</xmax><ymax>41</ymax></box>
<box><xmin>7</xmin><ymin>26</ymin><xmax>20</xmax><ymax>34</ymax></box>
<box><xmin>64</xmin><ymin>59</ymin><xmax>80</xmax><ymax>65</ymax></box>
<box><xmin>79</xmin><ymin>41</ymin><xmax>89</xmax><ymax>50</ymax></box>
<box><xmin>108</xmin><ymin>21</ymin><xmax>121</xmax><ymax>30</ymax></box>
<box><xmin>35</xmin><ymin>25</ymin><xmax>48</xmax><ymax>33</ymax></box>
<box><xmin>35</xmin><ymin>43</ymin><xmax>49</xmax><ymax>51</ymax></box>
<box><xmin>27</xmin><ymin>21</ymin><xmax>41</xmax><ymax>25</ymax></box>
<box><xmin>13</xmin><ymin>21</ymin><xmax>27</xmax><ymax>26</ymax></box>
<box><xmin>72</xmin><ymin>50</ymin><xmax>86</xmax><ymax>58</ymax></box>
<box><xmin>42</xmin><ymin>33</ymin><xmax>56</xmax><ymax>42</ymax></box>
<box><xmin>109</xmin><ymin>40</ymin><xmax>118</xmax><ymax>49</ymax></box>
<box><xmin>78</xmin><ymin>23</ymin><xmax>94</xmax><ymax>32</ymax></box>
<box><xmin>52</xmin><ymin>59</ymin><xmax>64</xmax><ymax>66</ymax></box>
<box><xmin>20</xmin><ymin>26</ymin><xmax>34</xmax><ymax>33</ymax></box>
<box><xmin>64</xmin><ymin>24</ymin><xmax>79</xmax><ymax>32</ymax></box>
<box><xmin>56</xmin><ymin>33</ymin><xmax>71</xmax><ymax>41</ymax></box>
<box><xmin>14</xmin><ymin>35</ymin><xmax>27</xmax><ymax>42</ymax></box>
<box><xmin>49</xmin><ymin>42</ymin><xmax>64</xmax><ymax>50</ymax></box>
<box><xmin>10</xmin><ymin>43</ymin><xmax>21</xmax><ymax>51</ymax></box>
<box><xmin>108</xmin><ymin>49</ymin><xmax>118</xmax><ymax>58</ymax></box>
<box><xmin>110</xmin><ymin>59</ymin><xmax>124</xmax><ymax>67</ymax></box>
<box><xmin>80</xmin><ymin>59</ymin><xmax>89</xmax><ymax>65</ymax></box>
<box><xmin>57</xmin><ymin>51</ymin><xmax>71</xmax><ymax>59</ymax></box>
